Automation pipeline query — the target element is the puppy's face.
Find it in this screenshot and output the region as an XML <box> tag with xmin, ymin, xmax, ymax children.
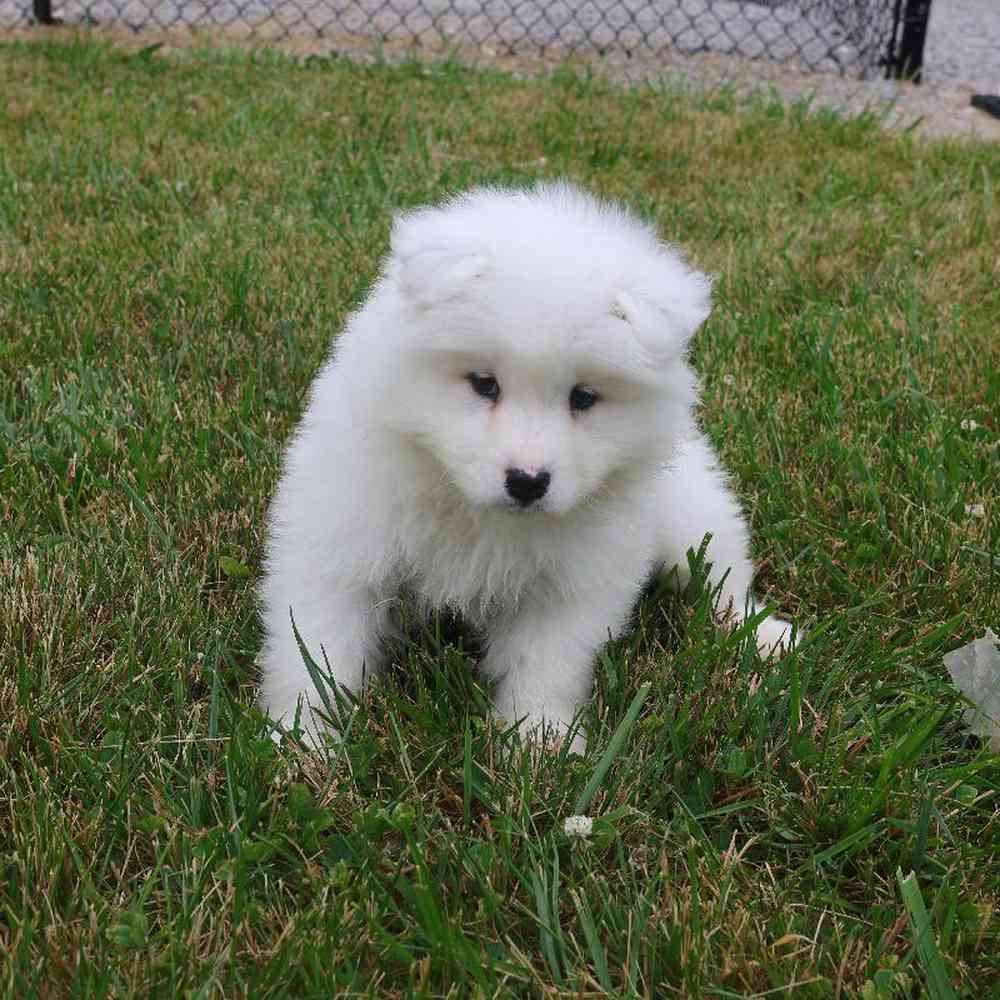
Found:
<box><xmin>400</xmin><ymin>342</ymin><xmax>667</xmax><ymax>515</ymax></box>
<box><xmin>380</xmin><ymin>247</ymin><xmax>707</xmax><ymax>517</ymax></box>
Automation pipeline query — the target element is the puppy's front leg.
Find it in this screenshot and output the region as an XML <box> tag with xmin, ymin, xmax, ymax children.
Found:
<box><xmin>481</xmin><ymin>586</ymin><xmax>637</xmax><ymax>753</ymax></box>
<box><xmin>258</xmin><ymin>585</ymin><xmax>388</xmax><ymax>744</ymax></box>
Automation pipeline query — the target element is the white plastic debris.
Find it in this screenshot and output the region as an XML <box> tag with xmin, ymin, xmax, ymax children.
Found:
<box><xmin>563</xmin><ymin>815</ymin><xmax>593</xmax><ymax>839</ymax></box>
<box><xmin>944</xmin><ymin>629</ymin><xmax>1000</xmax><ymax>751</ymax></box>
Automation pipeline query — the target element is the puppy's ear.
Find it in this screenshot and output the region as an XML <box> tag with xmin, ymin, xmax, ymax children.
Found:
<box><xmin>393</xmin><ymin>248</ymin><xmax>491</xmax><ymax>309</ymax></box>
<box><xmin>612</xmin><ymin>255</ymin><xmax>713</xmax><ymax>365</ymax></box>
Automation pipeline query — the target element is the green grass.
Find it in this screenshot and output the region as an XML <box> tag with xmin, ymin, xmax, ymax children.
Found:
<box><xmin>1</xmin><ymin>34</ymin><xmax>998</xmax><ymax>998</ymax></box>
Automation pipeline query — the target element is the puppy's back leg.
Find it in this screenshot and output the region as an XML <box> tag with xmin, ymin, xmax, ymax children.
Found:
<box><xmin>655</xmin><ymin>433</ymin><xmax>795</xmax><ymax>654</ymax></box>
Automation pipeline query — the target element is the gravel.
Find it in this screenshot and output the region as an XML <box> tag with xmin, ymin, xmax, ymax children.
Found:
<box><xmin>924</xmin><ymin>0</ymin><xmax>1000</xmax><ymax>91</ymax></box>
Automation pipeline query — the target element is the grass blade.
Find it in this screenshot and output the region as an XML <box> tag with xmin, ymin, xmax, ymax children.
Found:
<box><xmin>897</xmin><ymin>868</ymin><xmax>957</xmax><ymax>1000</ymax></box>
<box><xmin>463</xmin><ymin>720</ymin><xmax>473</xmax><ymax>828</ymax></box>
<box><xmin>574</xmin><ymin>682</ymin><xmax>651</xmax><ymax>815</ymax></box>
<box><xmin>571</xmin><ymin>891</ymin><xmax>612</xmax><ymax>991</ymax></box>
<box><xmin>529</xmin><ymin>860</ymin><xmax>564</xmax><ymax>985</ymax></box>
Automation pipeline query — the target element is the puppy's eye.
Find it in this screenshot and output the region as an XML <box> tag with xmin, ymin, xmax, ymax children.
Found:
<box><xmin>467</xmin><ymin>372</ymin><xmax>500</xmax><ymax>402</ymax></box>
<box><xmin>569</xmin><ymin>385</ymin><xmax>599</xmax><ymax>412</ymax></box>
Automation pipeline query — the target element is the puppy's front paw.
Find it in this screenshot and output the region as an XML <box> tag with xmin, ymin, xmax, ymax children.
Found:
<box><xmin>754</xmin><ymin>614</ymin><xmax>797</xmax><ymax>657</ymax></box>
<box><xmin>536</xmin><ymin>721</ymin><xmax>587</xmax><ymax>756</ymax></box>
<box><xmin>514</xmin><ymin>716</ymin><xmax>587</xmax><ymax>755</ymax></box>
<box><xmin>260</xmin><ymin>688</ymin><xmax>347</xmax><ymax>749</ymax></box>
<box><xmin>491</xmin><ymin>690</ymin><xmax>587</xmax><ymax>754</ymax></box>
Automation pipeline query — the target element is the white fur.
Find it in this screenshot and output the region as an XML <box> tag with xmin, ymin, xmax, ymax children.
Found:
<box><xmin>258</xmin><ymin>183</ymin><xmax>795</xmax><ymax>749</ymax></box>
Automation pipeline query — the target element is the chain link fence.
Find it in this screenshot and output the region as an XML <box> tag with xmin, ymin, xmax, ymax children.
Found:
<box><xmin>2</xmin><ymin>0</ymin><xmax>929</xmax><ymax>80</ymax></box>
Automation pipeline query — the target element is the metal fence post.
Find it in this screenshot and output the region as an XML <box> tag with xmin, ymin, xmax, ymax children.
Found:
<box><xmin>887</xmin><ymin>0</ymin><xmax>933</xmax><ymax>82</ymax></box>
<box><xmin>32</xmin><ymin>0</ymin><xmax>56</xmax><ymax>23</ymax></box>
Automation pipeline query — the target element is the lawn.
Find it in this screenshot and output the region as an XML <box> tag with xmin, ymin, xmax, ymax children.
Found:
<box><xmin>0</xmin><ymin>34</ymin><xmax>998</xmax><ymax>998</ymax></box>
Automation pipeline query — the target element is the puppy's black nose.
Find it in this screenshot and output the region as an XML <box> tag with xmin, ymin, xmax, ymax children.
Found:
<box><xmin>505</xmin><ymin>468</ymin><xmax>550</xmax><ymax>507</ymax></box>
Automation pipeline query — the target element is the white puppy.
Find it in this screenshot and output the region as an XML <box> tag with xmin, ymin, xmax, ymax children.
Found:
<box><xmin>258</xmin><ymin>182</ymin><xmax>794</xmax><ymax>749</ymax></box>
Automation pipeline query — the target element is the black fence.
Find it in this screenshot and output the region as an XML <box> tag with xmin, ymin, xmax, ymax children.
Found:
<box><xmin>7</xmin><ymin>0</ymin><xmax>933</xmax><ymax>81</ymax></box>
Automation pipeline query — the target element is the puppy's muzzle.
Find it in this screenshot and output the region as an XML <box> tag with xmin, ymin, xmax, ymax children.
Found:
<box><xmin>505</xmin><ymin>468</ymin><xmax>551</xmax><ymax>507</ymax></box>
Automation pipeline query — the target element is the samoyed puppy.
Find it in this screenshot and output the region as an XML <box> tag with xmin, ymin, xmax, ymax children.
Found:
<box><xmin>258</xmin><ymin>182</ymin><xmax>794</xmax><ymax>749</ymax></box>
